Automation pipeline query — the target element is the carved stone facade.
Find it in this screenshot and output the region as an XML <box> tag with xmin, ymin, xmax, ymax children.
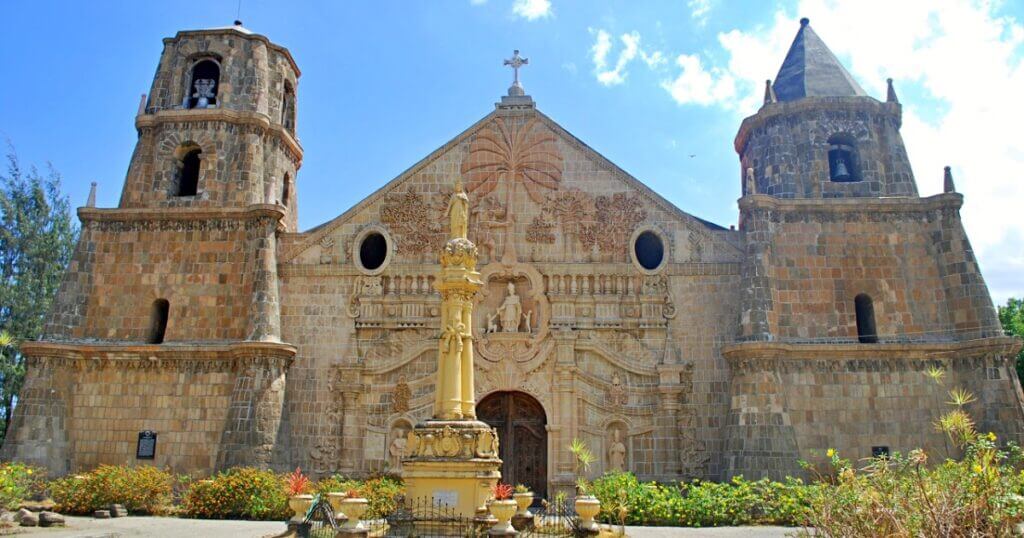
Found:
<box><xmin>4</xmin><ymin>21</ymin><xmax>1023</xmax><ymax>493</ymax></box>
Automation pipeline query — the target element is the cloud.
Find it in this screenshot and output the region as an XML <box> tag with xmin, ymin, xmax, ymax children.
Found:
<box><xmin>512</xmin><ymin>0</ymin><xmax>552</xmax><ymax>20</ymax></box>
<box><xmin>688</xmin><ymin>0</ymin><xmax>714</xmax><ymax>26</ymax></box>
<box><xmin>589</xmin><ymin>29</ymin><xmax>665</xmax><ymax>86</ymax></box>
<box><xmin>656</xmin><ymin>0</ymin><xmax>1024</xmax><ymax>303</ymax></box>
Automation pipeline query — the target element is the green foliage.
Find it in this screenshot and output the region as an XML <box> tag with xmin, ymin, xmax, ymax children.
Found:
<box><xmin>999</xmin><ymin>297</ymin><xmax>1024</xmax><ymax>380</ymax></box>
<box><xmin>0</xmin><ymin>461</ymin><xmax>46</xmax><ymax>509</ymax></box>
<box><xmin>313</xmin><ymin>475</ymin><xmax>403</xmax><ymax>519</ymax></box>
<box><xmin>49</xmin><ymin>465</ymin><xmax>174</xmax><ymax>515</ymax></box>
<box><xmin>0</xmin><ymin>146</ymin><xmax>78</xmax><ymax>442</ymax></box>
<box><xmin>181</xmin><ymin>467</ymin><xmax>290</xmax><ymax>521</ymax></box>
<box><xmin>589</xmin><ymin>472</ymin><xmax>813</xmax><ymax>527</ymax></box>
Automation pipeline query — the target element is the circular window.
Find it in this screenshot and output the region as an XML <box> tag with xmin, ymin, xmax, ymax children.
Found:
<box><xmin>633</xmin><ymin>230</ymin><xmax>665</xmax><ymax>271</ymax></box>
<box><xmin>358</xmin><ymin>232</ymin><xmax>388</xmax><ymax>271</ymax></box>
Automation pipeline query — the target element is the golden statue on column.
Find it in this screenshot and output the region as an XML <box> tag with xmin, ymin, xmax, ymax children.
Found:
<box><xmin>402</xmin><ymin>177</ymin><xmax>502</xmax><ymax>518</ymax></box>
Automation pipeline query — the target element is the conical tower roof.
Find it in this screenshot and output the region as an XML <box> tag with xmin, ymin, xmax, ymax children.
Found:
<box><xmin>772</xmin><ymin>18</ymin><xmax>866</xmax><ymax>102</ymax></box>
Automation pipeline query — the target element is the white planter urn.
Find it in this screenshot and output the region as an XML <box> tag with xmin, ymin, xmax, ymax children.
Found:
<box><xmin>339</xmin><ymin>497</ymin><xmax>369</xmax><ymax>530</ymax></box>
<box><xmin>513</xmin><ymin>492</ymin><xmax>533</xmax><ymax>517</ymax></box>
<box><xmin>574</xmin><ymin>495</ymin><xmax>601</xmax><ymax>532</ymax></box>
<box><xmin>488</xmin><ymin>499</ymin><xmax>518</xmax><ymax>534</ymax></box>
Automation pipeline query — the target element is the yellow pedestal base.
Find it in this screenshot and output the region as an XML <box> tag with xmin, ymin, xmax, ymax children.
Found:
<box><xmin>401</xmin><ymin>420</ymin><xmax>502</xmax><ymax>518</ymax></box>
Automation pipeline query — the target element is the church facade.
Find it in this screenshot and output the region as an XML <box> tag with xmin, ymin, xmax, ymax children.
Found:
<box><xmin>4</xmin><ymin>20</ymin><xmax>1023</xmax><ymax>495</ymax></box>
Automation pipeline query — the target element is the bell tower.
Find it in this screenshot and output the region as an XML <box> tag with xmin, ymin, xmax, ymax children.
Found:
<box><xmin>121</xmin><ymin>21</ymin><xmax>301</xmax><ymax>230</ymax></box>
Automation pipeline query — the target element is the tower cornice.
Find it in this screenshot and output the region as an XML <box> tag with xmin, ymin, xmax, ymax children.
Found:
<box><xmin>135</xmin><ymin>108</ymin><xmax>303</xmax><ymax>163</ymax></box>
<box><xmin>735</xmin><ymin>96</ymin><xmax>900</xmax><ymax>154</ymax></box>
<box><xmin>164</xmin><ymin>28</ymin><xmax>300</xmax><ymax>77</ymax></box>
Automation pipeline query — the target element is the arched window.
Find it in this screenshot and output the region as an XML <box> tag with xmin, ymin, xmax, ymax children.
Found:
<box><xmin>827</xmin><ymin>134</ymin><xmax>860</xmax><ymax>182</ymax></box>
<box><xmin>186</xmin><ymin>59</ymin><xmax>220</xmax><ymax>109</ymax></box>
<box><xmin>855</xmin><ymin>293</ymin><xmax>878</xmax><ymax>343</ymax></box>
<box><xmin>148</xmin><ymin>299</ymin><xmax>170</xmax><ymax>344</ymax></box>
<box><xmin>282</xmin><ymin>173</ymin><xmax>291</xmax><ymax>207</ymax></box>
<box><xmin>281</xmin><ymin>82</ymin><xmax>296</xmax><ymax>134</ymax></box>
<box><xmin>177</xmin><ymin>148</ymin><xmax>201</xmax><ymax>196</ymax></box>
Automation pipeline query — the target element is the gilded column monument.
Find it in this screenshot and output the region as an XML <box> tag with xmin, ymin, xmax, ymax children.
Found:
<box><xmin>401</xmin><ymin>179</ymin><xmax>502</xmax><ymax>517</ymax></box>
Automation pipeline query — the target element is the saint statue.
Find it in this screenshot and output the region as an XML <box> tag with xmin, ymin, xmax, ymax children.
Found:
<box><xmin>498</xmin><ymin>282</ymin><xmax>523</xmax><ymax>333</ymax></box>
<box><xmin>193</xmin><ymin>79</ymin><xmax>216</xmax><ymax>108</ymax></box>
<box><xmin>608</xmin><ymin>429</ymin><xmax>627</xmax><ymax>472</ymax></box>
<box><xmin>447</xmin><ymin>178</ymin><xmax>470</xmax><ymax>240</ymax></box>
<box><xmin>388</xmin><ymin>428</ymin><xmax>408</xmax><ymax>470</ymax></box>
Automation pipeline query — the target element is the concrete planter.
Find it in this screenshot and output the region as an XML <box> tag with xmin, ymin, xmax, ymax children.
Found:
<box><xmin>339</xmin><ymin>497</ymin><xmax>369</xmax><ymax>530</ymax></box>
<box><xmin>574</xmin><ymin>496</ymin><xmax>600</xmax><ymax>532</ymax></box>
<box><xmin>288</xmin><ymin>494</ymin><xmax>314</xmax><ymax>521</ymax></box>
<box><xmin>513</xmin><ymin>492</ymin><xmax>533</xmax><ymax>517</ymax></box>
<box><xmin>488</xmin><ymin>499</ymin><xmax>517</xmax><ymax>534</ymax></box>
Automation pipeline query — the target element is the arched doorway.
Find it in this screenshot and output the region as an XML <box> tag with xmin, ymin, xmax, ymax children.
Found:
<box><xmin>477</xmin><ymin>391</ymin><xmax>547</xmax><ymax>499</ymax></box>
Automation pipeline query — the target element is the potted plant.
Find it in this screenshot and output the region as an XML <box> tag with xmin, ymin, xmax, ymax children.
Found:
<box><xmin>569</xmin><ymin>439</ymin><xmax>600</xmax><ymax>533</ymax></box>
<box><xmin>512</xmin><ymin>483</ymin><xmax>533</xmax><ymax>517</ymax></box>
<box><xmin>338</xmin><ymin>489</ymin><xmax>369</xmax><ymax>531</ymax></box>
<box><xmin>285</xmin><ymin>468</ymin><xmax>313</xmax><ymax>521</ymax></box>
<box><xmin>488</xmin><ymin>483</ymin><xmax>517</xmax><ymax>534</ymax></box>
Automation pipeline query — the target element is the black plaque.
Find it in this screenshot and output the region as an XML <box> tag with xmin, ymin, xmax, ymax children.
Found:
<box><xmin>136</xmin><ymin>430</ymin><xmax>157</xmax><ymax>460</ymax></box>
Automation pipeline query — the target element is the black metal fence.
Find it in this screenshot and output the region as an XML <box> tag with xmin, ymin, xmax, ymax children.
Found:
<box><xmin>301</xmin><ymin>494</ymin><xmax>340</xmax><ymax>538</ymax></box>
<box><xmin>519</xmin><ymin>499</ymin><xmax>581</xmax><ymax>538</ymax></box>
<box><xmin>365</xmin><ymin>496</ymin><xmax>479</xmax><ymax>537</ymax></box>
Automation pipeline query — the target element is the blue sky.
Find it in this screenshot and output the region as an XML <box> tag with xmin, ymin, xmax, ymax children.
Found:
<box><xmin>2</xmin><ymin>0</ymin><xmax>1022</xmax><ymax>303</ymax></box>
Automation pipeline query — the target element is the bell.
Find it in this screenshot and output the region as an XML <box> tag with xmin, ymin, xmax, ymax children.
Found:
<box><xmin>833</xmin><ymin>156</ymin><xmax>851</xmax><ymax>180</ymax></box>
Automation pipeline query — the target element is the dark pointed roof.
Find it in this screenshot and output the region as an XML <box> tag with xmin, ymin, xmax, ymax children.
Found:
<box><xmin>771</xmin><ymin>18</ymin><xmax>866</xmax><ymax>102</ymax></box>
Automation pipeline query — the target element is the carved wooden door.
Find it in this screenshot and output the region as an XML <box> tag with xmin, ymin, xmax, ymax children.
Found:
<box><xmin>477</xmin><ymin>392</ymin><xmax>547</xmax><ymax>499</ymax></box>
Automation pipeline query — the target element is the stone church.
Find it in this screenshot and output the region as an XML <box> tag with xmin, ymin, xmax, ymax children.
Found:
<box><xmin>4</xmin><ymin>18</ymin><xmax>1023</xmax><ymax>497</ymax></box>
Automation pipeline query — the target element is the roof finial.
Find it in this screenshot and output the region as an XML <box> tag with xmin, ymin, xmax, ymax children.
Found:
<box><xmin>943</xmin><ymin>166</ymin><xmax>956</xmax><ymax>193</ymax></box>
<box><xmin>86</xmin><ymin>182</ymin><xmax>97</xmax><ymax>208</ymax></box>
<box><xmin>504</xmin><ymin>50</ymin><xmax>529</xmax><ymax>97</ymax></box>
<box><xmin>800</xmin><ymin>17</ymin><xmax>810</xmax><ymax>27</ymax></box>
<box><xmin>763</xmin><ymin>79</ymin><xmax>777</xmax><ymax>105</ymax></box>
<box><xmin>886</xmin><ymin>78</ymin><xmax>899</xmax><ymax>103</ymax></box>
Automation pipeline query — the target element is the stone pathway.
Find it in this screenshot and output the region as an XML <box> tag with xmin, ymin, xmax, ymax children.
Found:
<box><xmin>11</xmin><ymin>516</ymin><xmax>803</xmax><ymax>537</ymax></box>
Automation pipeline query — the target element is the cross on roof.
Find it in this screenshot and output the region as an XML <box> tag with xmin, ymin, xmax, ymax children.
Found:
<box><xmin>504</xmin><ymin>50</ymin><xmax>529</xmax><ymax>87</ymax></box>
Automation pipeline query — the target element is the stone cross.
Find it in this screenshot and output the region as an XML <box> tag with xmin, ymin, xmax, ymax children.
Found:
<box><xmin>504</xmin><ymin>50</ymin><xmax>529</xmax><ymax>86</ymax></box>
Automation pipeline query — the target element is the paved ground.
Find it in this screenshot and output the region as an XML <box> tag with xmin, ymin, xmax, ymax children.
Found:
<box><xmin>10</xmin><ymin>516</ymin><xmax>803</xmax><ymax>537</ymax></box>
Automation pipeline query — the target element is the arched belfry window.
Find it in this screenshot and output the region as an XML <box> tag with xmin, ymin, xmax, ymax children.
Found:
<box><xmin>827</xmin><ymin>134</ymin><xmax>860</xmax><ymax>182</ymax></box>
<box><xmin>855</xmin><ymin>294</ymin><xmax>878</xmax><ymax>343</ymax></box>
<box><xmin>148</xmin><ymin>299</ymin><xmax>170</xmax><ymax>344</ymax></box>
<box><xmin>176</xmin><ymin>147</ymin><xmax>202</xmax><ymax>196</ymax></box>
<box><xmin>185</xmin><ymin>59</ymin><xmax>220</xmax><ymax>109</ymax></box>
<box><xmin>281</xmin><ymin>82</ymin><xmax>296</xmax><ymax>134</ymax></box>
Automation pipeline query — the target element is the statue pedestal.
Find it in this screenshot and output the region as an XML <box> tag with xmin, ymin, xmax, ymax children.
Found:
<box><xmin>401</xmin><ymin>420</ymin><xmax>502</xmax><ymax>518</ymax></box>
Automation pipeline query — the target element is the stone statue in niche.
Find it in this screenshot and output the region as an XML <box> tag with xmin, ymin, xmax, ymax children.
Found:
<box><xmin>608</xmin><ymin>428</ymin><xmax>627</xmax><ymax>472</ymax></box>
<box><xmin>387</xmin><ymin>425</ymin><xmax>408</xmax><ymax>471</ymax></box>
<box><xmin>193</xmin><ymin>79</ymin><xmax>216</xmax><ymax>108</ymax></box>
<box><xmin>494</xmin><ymin>282</ymin><xmax>531</xmax><ymax>333</ymax></box>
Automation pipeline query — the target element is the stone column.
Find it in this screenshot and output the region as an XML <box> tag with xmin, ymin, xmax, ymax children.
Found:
<box><xmin>248</xmin><ymin>215</ymin><xmax>282</xmax><ymax>342</ymax></box>
<box><xmin>217</xmin><ymin>356</ymin><xmax>289</xmax><ymax>469</ymax></box>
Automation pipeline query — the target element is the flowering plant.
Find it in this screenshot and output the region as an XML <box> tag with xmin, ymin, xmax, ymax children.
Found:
<box><xmin>492</xmin><ymin>483</ymin><xmax>514</xmax><ymax>501</ymax></box>
<box><xmin>285</xmin><ymin>468</ymin><xmax>310</xmax><ymax>497</ymax></box>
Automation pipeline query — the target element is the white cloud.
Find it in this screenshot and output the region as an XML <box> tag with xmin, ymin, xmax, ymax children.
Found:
<box><xmin>512</xmin><ymin>0</ymin><xmax>552</xmax><ymax>20</ymax></box>
<box><xmin>660</xmin><ymin>53</ymin><xmax>735</xmax><ymax>105</ymax></box>
<box><xmin>658</xmin><ymin>0</ymin><xmax>1024</xmax><ymax>303</ymax></box>
<box><xmin>589</xmin><ymin>29</ymin><xmax>665</xmax><ymax>86</ymax></box>
<box><xmin>688</xmin><ymin>0</ymin><xmax>714</xmax><ymax>26</ymax></box>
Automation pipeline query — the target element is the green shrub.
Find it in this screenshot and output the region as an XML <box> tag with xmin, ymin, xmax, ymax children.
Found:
<box><xmin>0</xmin><ymin>462</ymin><xmax>46</xmax><ymax>509</ymax></box>
<box><xmin>313</xmin><ymin>475</ymin><xmax>404</xmax><ymax>519</ymax></box>
<box><xmin>181</xmin><ymin>467</ymin><xmax>289</xmax><ymax>520</ymax></box>
<box><xmin>50</xmin><ymin>465</ymin><xmax>173</xmax><ymax>515</ymax></box>
<box><xmin>590</xmin><ymin>472</ymin><xmax>812</xmax><ymax>527</ymax></box>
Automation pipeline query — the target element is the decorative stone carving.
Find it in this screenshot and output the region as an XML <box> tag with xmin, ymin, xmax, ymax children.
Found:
<box><xmin>387</xmin><ymin>422</ymin><xmax>411</xmax><ymax>472</ymax></box>
<box><xmin>380</xmin><ymin>188</ymin><xmax>445</xmax><ymax>255</ymax></box>
<box><xmin>403</xmin><ymin>422</ymin><xmax>500</xmax><ymax>459</ymax></box>
<box><xmin>534</xmin><ymin>189</ymin><xmax>647</xmax><ymax>260</ymax></box>
<box><xmin>319</xmin><ymin>236</ymin><xmax>334</xmax><ymax>264</ymax></box>
<box><xmin>392</xmin><ymin>376</ymin><xmax>411</xmax><ymax>413</ymax></box>
<box><xmin>462</xmin><ymin>117</ymin><xmax>563</xmax><ymax>207</ymax></box>
<box><xmin>476</xmin><ymin>264</ymin><xmax>551</xmax><ymax>364</ymax></box>
<box><xmin>525</xmin><ymin>215</ymin><xmax>555</xmax><ymax>244</ymax></box>
<box><xmin>447</xmin><ymin>179</ymin><xmax>470</xmax><ymax>240</ymax></box>
<box><xmin>497</xmin><ymin>282</ymin><xmax>525</xmax><ymax>333</ymax></box>
<box><xmin>607</xmin><ymin>427</ymin><xmax>627</xmax><ymax>472</ymax></box>
<box><xmin>607</xmin><ymin>373</ymin><xmax>628</xmax><ymax>407</ymax></box>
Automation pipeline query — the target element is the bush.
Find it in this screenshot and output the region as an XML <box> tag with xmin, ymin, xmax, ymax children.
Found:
<box><xmin>590</xmin><ymin>472</ymin><xmax>812</xmax><ymax>527</ymax></box>
<box><xmin>313</xmin><ymin>475</ymin><xmax>404</xmax><ymax>519</ymax></box>
<box><xmin>50</xmin><ymin>465</ymin><xmax>173</xmax><ymax>515</ymax></box>
<box><xmin>0</xmin><ymin>462</ymin><xmax>46</xmax><ymax>509</ymax></box>
<box><xmin>181</xmin><ymin>467</ymin><xmax>289</xmax><ymax>521</ymax></box>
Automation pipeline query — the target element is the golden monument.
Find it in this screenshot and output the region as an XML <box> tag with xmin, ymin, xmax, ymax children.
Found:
<box><xmin>401</xmin><ymin>179</ymin><xmax>502</xmax><ymax>517</ymax></box>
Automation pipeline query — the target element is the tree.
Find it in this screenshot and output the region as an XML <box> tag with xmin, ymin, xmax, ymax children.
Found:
<box><xmin>998</xmin><ymin>298</ymin><xmax>1024</xmax><ymax>381</ymax></box>
<box><xmin>0</xmin><ymin>146</ymin><xmax>78</xmax><ymax>444</ymax></box>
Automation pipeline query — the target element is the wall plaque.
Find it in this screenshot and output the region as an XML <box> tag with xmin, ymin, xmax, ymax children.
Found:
<box><xmin>136</xmin><ymin>430</ymin><xmax>157</xmax><ymax>460</ymax></box>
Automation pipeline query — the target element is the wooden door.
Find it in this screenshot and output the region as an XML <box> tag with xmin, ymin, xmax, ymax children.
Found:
<box><xmin>477</xmin><ymin>392</ymin><xmax>547</xmax><ymax>499</ymax></box>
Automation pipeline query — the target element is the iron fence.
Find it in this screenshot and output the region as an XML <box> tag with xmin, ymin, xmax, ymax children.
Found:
<box><xmin>364</xmin><ymin>496</ymin><xmax>480</xmax><ymax>538</ymax></box>
<box><xmin>519</xmin><ymin>498</ymin><xmax>582</xmax><ymax>538</ymax></box>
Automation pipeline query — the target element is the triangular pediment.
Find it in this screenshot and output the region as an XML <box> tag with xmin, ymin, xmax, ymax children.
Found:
<box><xmin>280</xmin><ymin>105</ymin><xmax>739</xmax><ymax>266</ymax></box>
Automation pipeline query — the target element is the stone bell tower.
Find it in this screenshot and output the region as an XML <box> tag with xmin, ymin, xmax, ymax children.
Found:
<box><xmin>1</xmin><ymin>23</ymin><xmax>300</xmax><ymax>475</ymax></box>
